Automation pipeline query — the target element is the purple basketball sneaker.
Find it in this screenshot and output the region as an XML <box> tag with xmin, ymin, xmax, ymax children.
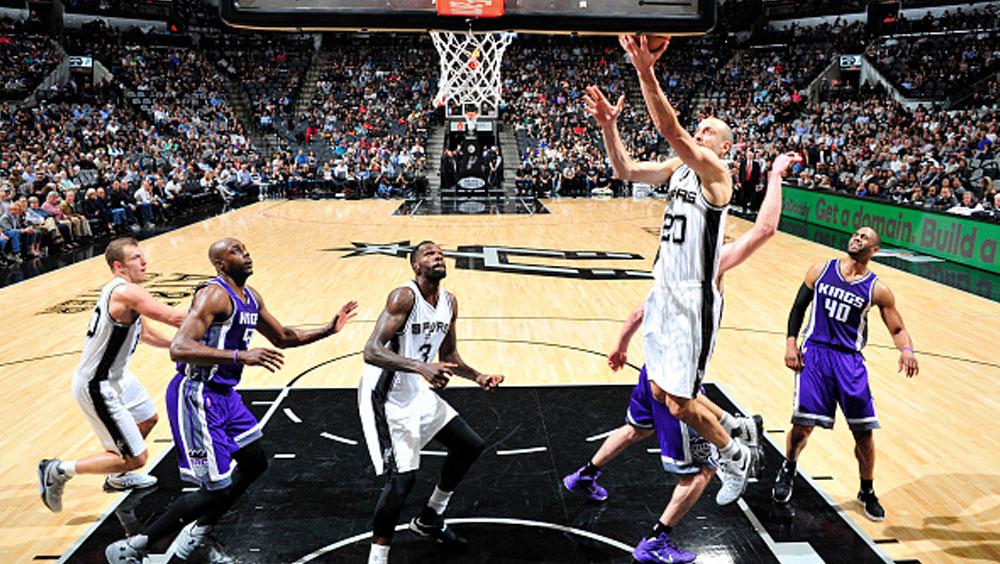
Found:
<box><xmin>562</xmin><ymin>466</ymin><xmax>608</xmax><ymax>501</ymax></box>
<box><xmin>632</xmin><ymin>532</ymin><xmax>696</xmax><ymax>564</ymax></box>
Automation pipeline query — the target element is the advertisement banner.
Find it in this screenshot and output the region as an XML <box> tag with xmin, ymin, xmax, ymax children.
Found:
<box><xmin>782</xmin><ymin>186</ymin><xmax>999</xmax><ymax>273</ymax></box>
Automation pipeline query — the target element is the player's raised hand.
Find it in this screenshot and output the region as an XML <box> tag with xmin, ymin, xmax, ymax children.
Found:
<box><xmin>476</xmin><ymin>373</ymin><xmax>504</xmax><ymax>392</ymax></box>
<box><xmin>770</xmin><ymin>152</ymin><xmax>804</xmax><ymax>177</ymax></box>
<box><xmin>784</xmin><ymin>342</ymin><xmax>804</xmax><ymax>372</ymax></box>
<box><xmin>238</xmin><ymin>347</ymin><xmax>284</xmax><ymax>372</ymax></box>
<box><xmin>583</xmin><ymin>86</ymin><xmax>624</xmax><ymax>127</ymax></box>
<box><xmin>608</xmin><ymin>349</ymin><xmax>628</xmax><ymax>371</ymax></box>
<box><xmin>618</xmin><ymin>34</ymin><xmax>668</xmax><ymax>72</ymax></box>
<box><xmin>327</xmin><ymin>300</ymin><xmax>359</xmax><ymax>334</ymax></box>
<box><xmin>898</xmin><ymin>349</ymin><xmax>918</xmax><ymax>378</ymax></box>
<box><xmin>419</xmin><ymin>362</ymin><xmax>457</xmax><ymax>390</ymax></box>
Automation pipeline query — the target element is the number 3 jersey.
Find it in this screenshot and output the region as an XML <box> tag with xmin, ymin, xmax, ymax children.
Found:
<box><xmin>803</xmin><ymin>259</ymin><xmax>877</xmax><ymax>352</ymax></box>
<box><xmin>362</xmin><ymin>281</ymin><xmax>453</xmax><ymax>408</ymax></box>
<box><xmin>177</xmin><ymin>277</ymin><xmax>259</xmax><ymax>388</ymax></box>
<box><xmin>75</xmin><ymin>277</ymin><xmax>143</xmax><ymax>385</ymax></box>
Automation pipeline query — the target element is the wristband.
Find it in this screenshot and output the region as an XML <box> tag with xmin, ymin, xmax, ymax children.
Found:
<box><xmin>901</xmin><ymin>346</ymin><xmax>914</xmax><ymax>354</ymax></box>
<box><xmin>233</xmin><ymin>349</ymin><xmax>240</xmax><ymax>364</ymax></box>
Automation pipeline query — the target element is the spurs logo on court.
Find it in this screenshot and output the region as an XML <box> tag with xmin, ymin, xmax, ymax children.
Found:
<box><xmin>323</xmin><ymin>241</ymin><xmax>654</xmax><ymax>280</ymax></box>
<box><xmin>39</xmin><ymin>272</ymin><xmax>215</xmax><ymax>315</ymax></box>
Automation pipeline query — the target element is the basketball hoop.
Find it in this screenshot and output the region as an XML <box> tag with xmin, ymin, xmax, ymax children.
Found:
<box><xmin>430</xmin><ymin>1</ymin><xmax>514</xmax><ymax>133</ymax></box>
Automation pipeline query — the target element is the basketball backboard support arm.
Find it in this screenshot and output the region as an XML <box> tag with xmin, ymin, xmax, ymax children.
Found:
<box><xmin>220</xmin><ymin>0</ymin><xmax>716</xmax><ymax>36</ymax></box>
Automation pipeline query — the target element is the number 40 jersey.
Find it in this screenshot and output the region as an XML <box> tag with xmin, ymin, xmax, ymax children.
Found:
<box><xmin>803</xmin><ymin>259</ymin><xmax>877</xmax><ymax>352</ymax></box>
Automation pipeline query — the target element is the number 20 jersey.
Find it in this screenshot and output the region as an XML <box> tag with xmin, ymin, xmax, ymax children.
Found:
<box><xmin>652</xmin><ymin>164</ymin><xmax>729</xmax><ymax>289</ymax></box>
<box><xmin>802</xmin><ymin>259</ymin><xmax>877</xmax><ymax>352</ymax></box>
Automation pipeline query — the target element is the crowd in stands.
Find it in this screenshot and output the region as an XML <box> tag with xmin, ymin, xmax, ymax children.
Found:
<box><xmin>864</xmin><ymin>5</ymin><xmax>1000</xmax><ymax>101</ymax></box>
<box><xmin>1</xmin><ymin>0</ymin><xmax>999</xmax><ymax>271</ymax></box>
<box><xmin>203</xmin><ymin>32</ymin><xmax>315</xmax><ymax>136</ymax></box>
<box><xmin>288</xmin><ymin>35</ymin><xmax>436</xmax><ymax>198</ymax></box>
<box><xmin>770</xmin><ymin>84</ymin><xmax>999</xmax><ymax>218</ymax></box>
<box><xmin>502</xmin><ymin>36</ymin><xmax>634</xmax><ymax>197</ymax></box>
<box><xmin>0</xmin><ymin>17</ymin><xmax>61</xmax><ymax>100</ymax></box>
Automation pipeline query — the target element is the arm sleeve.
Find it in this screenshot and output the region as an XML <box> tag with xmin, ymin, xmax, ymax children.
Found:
<box><xmin>787</xmin><ymin>283</ymin><xmax>814</xmax><ymax>338</ymax></box>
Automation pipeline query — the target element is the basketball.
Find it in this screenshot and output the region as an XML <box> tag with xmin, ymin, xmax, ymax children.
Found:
<box><xmin>645</xmin><ymin>34</ymin><xmax>669</xmax><ymax>51</ymax></box>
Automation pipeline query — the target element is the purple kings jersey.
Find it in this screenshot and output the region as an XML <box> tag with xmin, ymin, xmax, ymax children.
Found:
<box><xmin>177</xmin><ymin>277</ymin><xmax>259</xmax><ymax>387</ymax></box>
<box><xmin>802</xmin><ymin>259</ymin><xmax>877</xmax><ymax>352</ymax></box>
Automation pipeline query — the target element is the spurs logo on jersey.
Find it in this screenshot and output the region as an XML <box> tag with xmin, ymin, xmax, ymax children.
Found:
<box><xmin>395</xmin><ymin>281</ymin><xmax>452</xmax><ymax>367</ymax></box>
<box><xmin>75</xmin><ymin>277</ymin><xmax>142</xmax><ymax>384</ymax></box>
<box><xmin>653</xmin><ymin>164</ymin><xmax>729</xmax><ymax>286</ymax></box>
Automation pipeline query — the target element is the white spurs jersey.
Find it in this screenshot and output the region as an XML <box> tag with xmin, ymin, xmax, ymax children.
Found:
<box><xmin>75</xmin><ymin>277</ymin><xmax>142</xmax><ymax>384</ymax></box>
<box><xmin>363</xmin><ymin>281</ymin><xmax>454</xmax><ymax>407</ymax></box>
<box><xmin>652</xmin><ymin>164</ymin><xmax>730</xmax><ymax>289</ymax></box>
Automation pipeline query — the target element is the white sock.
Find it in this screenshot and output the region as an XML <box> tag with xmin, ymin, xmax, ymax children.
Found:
<box><xmin>129</xmin><ymin>534</ymin><xmax>148</xmax><ymax>550</ymax></box>
<box><xmin>367</xmin><ymin>544</ymin><xmax>390</xmax><ymax>564</ymax></box>
<box><xmin>58</xmin><ymin>460</ymin><xmax>77</xmax><ymax>478</ymax></box>
<box><xmin>427</xmin><ymin>486</ymin><xmax>453</xmax><ymax>515</ymax></box>
<box><xmin>719</xmin><ymin>438</ymin><xmax>741</xmax><ymax>460</ymax></box>
<box><xmin>720</xmin><ymin>412</ymin><xmax>738</xmax><ymax>435</ymax></box>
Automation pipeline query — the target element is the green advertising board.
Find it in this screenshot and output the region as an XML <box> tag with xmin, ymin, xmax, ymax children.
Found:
<box><xmin>782</xmin><ymin>186</ymin><xmax>1000</xmax><ymax>273</ymax></box>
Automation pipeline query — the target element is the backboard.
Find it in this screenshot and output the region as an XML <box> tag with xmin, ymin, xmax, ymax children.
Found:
<box><xmin>220</xmin><ymin>0</ymin><xmax>716</xmax><ymax>36</ymax></box>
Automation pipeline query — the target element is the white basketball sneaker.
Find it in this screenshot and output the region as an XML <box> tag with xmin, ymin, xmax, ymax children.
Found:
<box><xmin>105</xmin><ymin>538</ymin><xmax>147</xmax><ymax>564</ymax></box>
<box><xmin>716</xmin><ymin>442</ymin><xmax>751</xmax><ymax>506</ymax></box>
<box><xmin>104</xmin><ymin>472</ymin><xmax>158</xmax><ymax>492</ymax></box>
<box><xmin>173</xmin><ymin>520</ymin><xmax>211</xmax><ymax>560</ymax></box>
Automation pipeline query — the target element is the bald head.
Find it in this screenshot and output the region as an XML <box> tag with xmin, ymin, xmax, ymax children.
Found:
<box><xmin>209</xmin><ymin>238</ymin><xmax>240</xmax><ymax>263</ymax></box>
<box><xmin>207</xmin><ymin>237</ymin><xmax>254</xmax><ymax>284</ymax></box>
<box><xmin>695</xmin><ymin>118</ymin><xmax>734</xmax><ymax>157</ymax></box>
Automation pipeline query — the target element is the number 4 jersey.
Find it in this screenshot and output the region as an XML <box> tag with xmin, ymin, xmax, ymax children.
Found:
<box><xmin>75</xmin><ymin>277</ymin><xmax>143</xmax><ymax>385</ymax></box>
<box><xmin>803</xmin><ymin>259</ymin><xmax>877</xmax><ymax>352</ymax></box>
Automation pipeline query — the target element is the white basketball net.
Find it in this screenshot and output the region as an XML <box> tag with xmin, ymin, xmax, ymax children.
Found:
<box><xmin>430</xmin><ymin>30</ymin><xmax>514</xmax><ymax>132</ymax></box>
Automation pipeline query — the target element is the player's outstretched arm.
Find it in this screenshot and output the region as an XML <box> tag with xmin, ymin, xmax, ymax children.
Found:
<box><xmin>618</xmin><ymin>35</ymin><xmax>729</xmax><ymax>193</ymax></box>
<box><xmin>584</xmin><ymin>85</ymin><xmax>679</xmax><ymax>184</ymax></box>
<box><xmin>117</xmin><ymin>283</ymin><xmax>185</xmax><ymax>327</ymax></box>
<box><xmin>609</xmin><ymin>303</ymin><xmax>644</xmax><ymax>371</ymax></box>
<box><xmin>439</xmin><ymin>294</ymin><xmax>503</xmax><ymax>392</ymax></box>
<box><xmin>254</xmin><ymin>289</ymin><xmax>358</xmax><ymax>349</ymax></box>
<box><xmin>718</xmin><ymin>152</ymin><xmax>802</xmax><ymax>274</ymax></box>
<box><xmin>874</xmin><ymin>282</ymin><xmax>919</xmax><ymax>377</ymax></box>
<box><xmin>785</xmin><ymin>262</ymin><xmax>825</xmax><ymax>371</ymax></box>
<box><xmin>170</xmin><ymin>285</ymin><xmax>284</xmax><ymax>371</ymax></box>
<box><xmin>139</xmin><ymin>318</ymin><xmax>172</xmax><ymax>348</ymax></box>
<box><xmin>364</xmin><ymin>287</ymin><xmax>456</xmax><ymax>390</ymax></box>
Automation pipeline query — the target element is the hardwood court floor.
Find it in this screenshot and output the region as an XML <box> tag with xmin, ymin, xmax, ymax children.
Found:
<box><xmin>1</xmin><ymin>199</ymin><xmax>997</xmax><ymax>563</ymax></box>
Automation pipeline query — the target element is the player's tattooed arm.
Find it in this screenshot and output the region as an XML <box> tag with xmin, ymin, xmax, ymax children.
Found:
<box><xmin>170</xmin><ymin>285</ymin><xmax>284</xmax><ymax>372</ymax></box>
<box><xmin>365</xmin><ymin>287</ymin><xmax>455</xmax><ymax>389</ymax></box>
<box><xmin>873</xmin><ymin>281</ymin><xmax>918</xmax><ymax>378</ymax></box>
<box><xmin>439</xmin><ymin>294</ymin><xmax>503</xmax><ymax>392</ymax></box>
<box><xmin>254</xmin><ymin>287</ymin><xmax>358</xmax><ymax>348</ymax></box>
